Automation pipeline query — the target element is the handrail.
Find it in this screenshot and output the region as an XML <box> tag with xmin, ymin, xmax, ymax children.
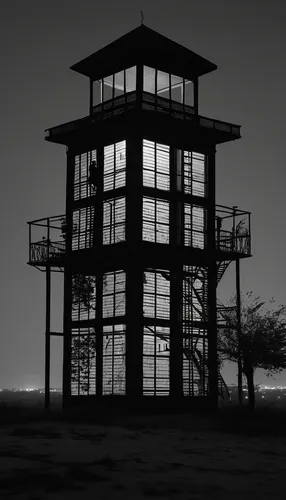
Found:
<box><xmin>216</xmin><ymin>229</ymin><xmax>251</xmax><ymax>255</ymax></box>
<box><xmin>29</xmin><ymin>241</ymin><xmax>66</xmax><ymax>264</ymax></box>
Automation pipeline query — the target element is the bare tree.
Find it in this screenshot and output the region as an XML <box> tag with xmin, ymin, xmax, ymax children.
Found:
<box><xmin>218</xmin><ymin>292</ymin><xmax>286</xmax><ymax>410</ymax></box>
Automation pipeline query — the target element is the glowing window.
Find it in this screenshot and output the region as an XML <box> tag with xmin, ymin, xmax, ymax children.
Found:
<box><xmin>103</xmin><ymin>324</ymin><xmax>126</xmax><ymax>395</ymax></box>
<box><xmin>102</xmin><ymin>66</ymin><xmax>136</xmax><ymax>103</ymax></box>
<box><xmin>184</xmin><ymin>204</ymin><xmax>205</xmax><ymax>249</ymax></box>
<box><xmin>143</xmin><ymin>197</ymin><xmax>169</xmax><ymax>244</ymax></box>
<box><xmin>74</xmin><ymin>149</ymin><xmax>97</xmax><ymax>200</ymax></box>
<box><xmin>183</xmin><ymin>151</ymin><xmax>206</xmax><ymax>197</ymax></box>
<box><xmin>71</xmin><ymin>328</ymin><xmax>96</xmax><ymax>396</ymax></box>
<box><xmin>143</xmin><ymin>140</ymin><xmax>170</xmax><ymax>190</ymax></box>
<box><xmin>72</xmin><ymin>274</ymin><xmax>96</xmax><ymax>322</ymax></box>
<box><xmin>143</xmin><ymin>269</ymin><xmax>170</xmax><ymax>320</ymax></box>
<box><xmin>72</xmin><ymin>206</ymin><xmax>95</xmax><ymax>251</ymax></box>
<box><xmin>143</xmin><ymin>325</ymin><xmax>170</xmax><ymax>396</ymax></box>
<box><xmin>103</xmin><ymin>197</ymin><xmax>126</xmax><ymax>245</ymax></box>
<box><xmin>103</xmin><ymin>141</ymin><xmax>126</xmax><ymax>191</ymax></box>
<box><xmin>102</xmin><ymin>270</ymin><xmax>126</xmax><ymax>318</ymax></box>
<box><xmin>126</xmin><ymin>66</ymin><xmax>136</xmax><ymax>92</ymax></box>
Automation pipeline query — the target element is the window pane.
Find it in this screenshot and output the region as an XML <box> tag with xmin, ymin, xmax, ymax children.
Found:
<box><xmin>74</xmin><ymin>149</ymin><xmax>97</xmax><ymax>200</ymax></box>
<box><xmin>103</xmin><ymin>74</ymin><xmax>113</xmax><ymax>101</ymax></box>
<box><xmin>102</xmin><ymin>324</ymin><xmax>126</xmax><ymax>395</ymax></box>
<box><xmin>157</xmin><ymin>70</ymin><xmax>170</xmax><ymax>99</ymax></box>
<box><xmin>185</xmin><ymin>80</ymin><xmax>194</xmax><ymax>107</ymax></box>
<box><xmin>114</xmin><ymin>71</ymin><xmax>124</xmax><ymax>97</ymax></box>
<box><xmin>102</xmin><ymin>271</ymin><xmax>126</xmax><ymax>318</ymax></box>
<box><xmin>144</xmin><ymin>66</ymin><xmax>155</xmax><ymax>93</ymax></box>
<box><xmin>171</xmin><ymin>74</ymin><xmax>183</xmax><ymax>103</ymax></box>
<box><xmin>143</xmin><ymin>139</ymin><xmax>170</xmax><ymax>191</ymax></box>
<box><xmin>103</xmin><ymin>197</ymin><xmax>126</xmax><ymax>245</ymax></box>
<box><xmin>71</xmin><ymin>328</ymin><xmax>96</xmax><ymax>396</ymax></box>
<box><xmin>143</xmin><ymin>197</ymin><xmax>169</xmax><ymax>244</ymax></box>
<box><xmin>184</xmin><ymin>204</ymin><xmax>205</xmax><ymax>249</ymax></box>
<box><xmin>126</xmin><ymin>66</ymin><xmax>136</xmax><ymax>92</ymax></box>
<box><xmin>104</xmin><ymin>141</ymin><xmax>126</xmax><ymax>191</ymax></box>
<box><xmin>183</xmin><ymin>150</ymin><xmax>206</xmax><ymax>197</ymax></box>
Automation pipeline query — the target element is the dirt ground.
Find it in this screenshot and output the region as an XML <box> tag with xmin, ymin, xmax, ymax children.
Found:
<box><xmin>0</xmin><ymin>413</ymin><xmax>285</xmax><ymax>500</ymax></box>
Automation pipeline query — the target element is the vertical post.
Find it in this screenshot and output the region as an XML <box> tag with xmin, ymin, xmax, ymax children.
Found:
<box><xmin>208</xmin><ymin>261</ymin><xmax>218</xmax><ymax>410</ymax></box>
<box><xmin>28</xmin><ymin>223</ymin><xmax>31</xmax><ymax>262</ymax></box>
<box><xmin>89</xmin><ymin>78</ymin><xmax>93</xmax><ymax>115</ymax></box>
<box><xmin>236</xmin><ymin>258</ymin><xmax>243</xmax><ymax>405</ymax></box>
<box><xmin>232</xmin><ymin>206</ymin><xmax>237</xmax><ymax>252</ymax></box>
<box><xmin>193</xmin><ymin>78</ymin><xmax>199</xmax><ymax>116</ymax></box>
<box><xmin>101</xmin><ymin>79</ymin><xmax>104</xmax><ymax>115</ymax></box>
<box><xmin>124</xmin><ymin>69</ymin><xmax>127</xmax><ymax>109</ymax></box>
<box><xmin>136</xmin><ymin>64</ymin><xmax>143</xmax><ymax>110</ymax></box>
<box><xmin>155</xmin><ymin>68</ymin><xmax>158</xmax><ymax>111</ymax></box>
<box><xmin>96</xmin><ymin>272</ymin><xmax>103</xmax><ymax>396</ymax></box>
<box><xmin>62</xmin><ymin>149</ymin><xmax>74</xmax><ymax>409</ymax></box>
<box><xmin>248</xmin><ymin>212</ymin><xmax>251</xmax><ymax>254</ymax></box>
<box><xmin>170</xmin><ymin>266</ymin><xmax>183</xmax><ymax>398</ymax></box>
<box><xmin>169</xmin><ymin>73</ymin><xmax>172</xmax><ymax>116</ymax></box>
<box><xmin>170</xmin><ymin>148</ymin><xmax>182</xmax><ymax>398</ymax></box>
<box><xmin>45</xmin><ymin>219</ymin><xmax>51</xmax><ymax>410</ymax></box>
<box><xmin>126</xmin><ymin>136</ymin><xmax>143</xmax><ymax>399</ymax></box>
<box><xmin>206</xmin><ymin>148</ymin><xmax>218</xmax><ymax>411</ymax></box>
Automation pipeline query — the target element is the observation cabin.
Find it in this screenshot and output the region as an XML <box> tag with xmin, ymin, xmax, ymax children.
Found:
<box><xmin>28</xmin><ymin>25</ymin><xmax>251</xmax><ymax>412</ymax></box>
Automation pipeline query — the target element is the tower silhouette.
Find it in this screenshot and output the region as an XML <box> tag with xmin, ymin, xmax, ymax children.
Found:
<box><xmin>28</xmin><ymin>26</ymin><xmax>251</xmax><ymax>412</ymax></box>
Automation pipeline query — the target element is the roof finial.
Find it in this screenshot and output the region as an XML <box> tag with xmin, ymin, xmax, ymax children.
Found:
<box><xmin>141</xmin><ymin>10</ymin><xmax>144</xmax><ymax>25</ymax></box>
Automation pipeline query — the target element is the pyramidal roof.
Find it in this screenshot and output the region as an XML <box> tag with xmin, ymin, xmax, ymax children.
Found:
<box><xmin>70</xmin><ymin>25</ymin><xmax>217</xmax><ymax>82</ymax></box>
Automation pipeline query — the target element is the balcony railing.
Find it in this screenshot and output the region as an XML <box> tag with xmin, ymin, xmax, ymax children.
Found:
<box><xmin>29</xmin><ymin>241</ymin><xmax>65</xmax><ymax>265</ymax></box>
<box><xmin>28</xmin><ymin>215</ymin><xmax>66</xmax><ymax>268</ymax></box>
<box><xmin>215</xmin><ymin>205</ymin><xmax>251</xmax><ymax>256</ymax></box>
<box><xmin>141</xmin><ymin>92</ymin><xmax>241</xmax><ymax>137</ymax></box>
<box><xmin>28</xmin><ymin>204</ymin><xmax>250</xmax><ymax>268</ymax></box>
<box><xmin>45</xmin><ymin>91</ymin><xmax>240</xmax><ymax>141</ymax></box>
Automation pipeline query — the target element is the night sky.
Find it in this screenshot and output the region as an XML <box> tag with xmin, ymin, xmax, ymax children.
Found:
<box><xmin>0</xmin><ymin>0</ymin><xmax>285</xmax><ymax>389</ymax></box>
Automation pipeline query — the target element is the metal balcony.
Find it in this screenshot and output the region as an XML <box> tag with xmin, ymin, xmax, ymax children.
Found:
<box><xmin>215</xmin><ymin>205</ymin><xmax>251</xmax><ymax>257</ymax></box>
<box><xmin>27</xmin><ymin>215</ymin><xmax>66</xmax><ymax>269</ymax></box>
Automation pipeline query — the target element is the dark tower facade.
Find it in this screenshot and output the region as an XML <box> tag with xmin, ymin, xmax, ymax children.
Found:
<box><xmin>28</xmin><ymin>26</ymin><xmax>251</xmax><ymax>411</ymax></box>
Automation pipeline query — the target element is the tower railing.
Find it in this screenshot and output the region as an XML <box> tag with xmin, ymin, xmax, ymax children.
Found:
<box><xmin>27</xmin><ymin>203</ymin><xmax>251</xmax><ymax>267</ymax></box>
<box><xmin>45</xmin><ymin>91</ymin><xmax>241</xmax><ymax>141</ymax></box>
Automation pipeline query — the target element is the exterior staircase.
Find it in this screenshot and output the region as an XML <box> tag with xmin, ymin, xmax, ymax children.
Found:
<box><xmin>181</xmin><ymin>261</ymin><xmax>232</xmax><ymax>400</ymax></box>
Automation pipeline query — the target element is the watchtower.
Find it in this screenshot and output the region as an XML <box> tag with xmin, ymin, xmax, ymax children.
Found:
<box><xmin>28</xmin><ymin>25</ymin><xmax>251</xmax><ymax>412</ymax></box>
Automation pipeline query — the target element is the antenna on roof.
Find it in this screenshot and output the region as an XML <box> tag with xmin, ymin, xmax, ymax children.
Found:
<box><xmin>141</xmin><ymin>10</ymin><xmax>144</xmax><ymax>25</ymax></box>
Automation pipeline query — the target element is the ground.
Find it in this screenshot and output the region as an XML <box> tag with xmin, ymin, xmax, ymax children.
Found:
<box><xmin>0</xmin><ymin>410</ymin><xmax>285</xmax><ymax>499</ymax></box>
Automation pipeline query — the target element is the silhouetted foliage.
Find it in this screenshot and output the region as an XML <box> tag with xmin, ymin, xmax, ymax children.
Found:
<box><xmin>71</xmin><ymin>275</ymin><xmax>96</xmax><ymax>394</ymax></box>
<box><xmin>218</xmin><ymin>292</ymin><xmax>286</xmax><ymax>410</ymax></box>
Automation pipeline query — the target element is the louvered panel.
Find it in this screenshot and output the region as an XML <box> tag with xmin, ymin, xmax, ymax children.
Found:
<box><xmin>184</xmin><ymin>204</ymin><xmax>205</xmax><ymax>249</ymax></box>
<box><xmin>74</xmin><ymin>150</ymin><xmax>96</xmax><ymax>200</ymax></box>
<box><xmin>103</xmin><ymin>197</ymin><xmax>126</xmax><ymax>245</ymax></box>
<box><xmin>143</xmin><ymin>269</ymin><xmax>170</xmax><ymax>320</ymax></box>
<box><xmin>143</xmin><ymin>197</ymin><xmax>170</xmax><ymax>244</ymax></box>
<box><xmin>72</xmin><ymin>206</ymin><xmax>95</xmax><ymax>251</ymax></box>
<box><xmin>143</xmin><ymin>139</ymin><xmax>155</xmax><ymax>188</ymax></box>
<box><xmin>143</xmin><ymin>139</ymin><xmax>170</xmax><ymax>190</ymax></box>
<box><xmin>103</xmin><ymin>141</ymin><xmax>126</xmax><ymax>192</ymax></box>
<box><xmin>103</xmin><ymin>144</ymin><xmax>114</xmax><ymax>191</ymax></box>
<box><xmin>102</xmin><ymin>325</ymin><xmax>126</xmax><ymax>395</ymax></box>
<box><xmin>183</xmin><ymin>150</ymin><xmax>206</xmax><ymax>198</ymax></box>
<box><xmin>143</xmin><ymin>325</ymin><xmax>170</xmax><ymax>396</ymax></box>
<box><xmin>156</xmin><ymin>143</ymin><xmax>170</xmax><ymax>191</ymax></box>
<box><xmin>102</xmin><ymin>270</ymin><xmax>126</xmax><ymax>318</ymax></box>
